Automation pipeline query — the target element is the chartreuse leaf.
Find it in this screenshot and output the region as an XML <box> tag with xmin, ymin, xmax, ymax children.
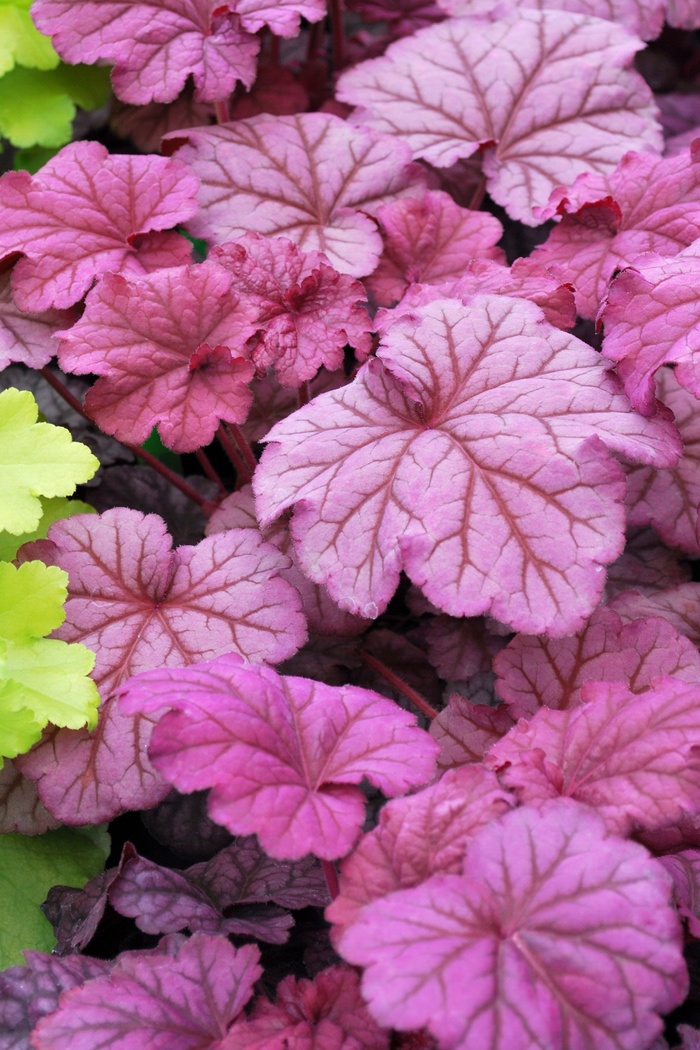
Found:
<box><xmin>0</xmin><ymin>388</ymin><xmax>98</xmax><ymax>535</ymax></box>
<box><xmin>0</xmin><ymin>495</ymin><xmax>94</xmax><ymax>562</ymax></box>
<box><xmin>0</xmin><ymin>824</ymin><xmax>109</xmax><ymax>967</ymax></box>
<box><xmin>0</xmin><ymin>62</ymin><xmax>111</xmax><ymax>148</ymax></box>
<box><xmin>0</xmin><ymin>561</ymin><xmax>100</xmax><ymax>764</ymax></box>
<box><xmin>0</xmin><ymin>0</ymin><xmax>59</xmax><ymax>76</ymax></box>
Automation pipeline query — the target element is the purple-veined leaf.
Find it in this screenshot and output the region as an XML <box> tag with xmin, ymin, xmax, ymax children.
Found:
<box><xmin>337</xmin><ymin>9</ymin><xmax>661</xmax><ymax>223</ymax></box>
<box><xmin>609</xmin><ymin>583</ymin><xmax>700</xmax><ymax>644</ymax></box>
<box><xmin>533</xmin><ymin>147</ymin><xmax>700</xmax><ymax>318</ymax></box>
<box><xmin>117</xmin><ymin>652</ymin><xmax>439</xmax><ymax>860</ymax></box>
<box><xmin>337</xmin><ymin>801</ymin><xmax>687</xmax><ymax>1050</ymax></box>
<box><xmin>0</xmin><ymin>142</ymin><xmax>199</xmax><ymax>310</ymax></box>
<box><xmin>0</xmin><ymin>270</ymin><xmax>74</xmax><ymax>372</ymax></box>
<box><xmin>486</xmin><ymin>676</ymin><xmax>700</xmax><ymax>834</ymax></box>
<box><xmin>326</xmin><ymin>766</ymin><xmax>513</xmax><ymax>934</ymax></box>
<box><xmin>430</xmin><ymin>695</ymin><xmax>515</xmax><ymax>768</ymax></box>
<box><xmin>56</xmin><ymin>263</ymin><xmax>256</xmax><ymax>452</ymax></box>
<box><xmin>255</xmin><ymin>295</ymin><xmax>680</xmax><ymax>635</ymax></box>
<box><xmin>167</xmin><ymin>112</ymin><xmax>425</xmax><ymax>276</ymax></box>
<box><xmin>436</xmin><ymin>0</ymin><xmax>666</xmax><ymax>39</ymax></box>
<box><xmin>494</xmin><ymin>606</ymin><xmax>700</xmax><ymax>718</ymax></box>
<box><xmin>30</xmin><ymin>934</ymin><xmax>261</xmax><ymax>1050</ymax></box>
<box><xmin>212</xmin><ymin>234</ymin><xmax>372</xmax><ymax>387</ymax></box>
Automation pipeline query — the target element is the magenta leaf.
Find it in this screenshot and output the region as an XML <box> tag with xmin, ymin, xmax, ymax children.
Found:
<box><xmin>437</xmin><ymin>0</ymin><xmax>666</xmax><ymax>39</ymax></box>
<box><xmin>337</xmin><ymin>9</ymin><xmax>661</xmax><ymax>223</ymax></box>
<box><xmin>326</xmin><ymin>766</ymin><xmax>513</xmax><ymax>933</ymax></box>
<box><xmin>31</xmin><ymin>0</ymin><xmax>265</xmax><ymax>104</ymax></box>
<box><xmin>667</xmin><ymin>0</ymin><xmax>700</xmax><ymax>27</ymax></box>
<box><xmin>658</xmin><ymin>850</ymin><xmax>700</xmax><ymax>937</ymax></box>
<box><xmin>625</xmin><ymin>368</ymin><xmax>700</xmax><ymax>553</ymax></box>
<box><xmin>365</xmin><ymin>190</ymin><xmax>504</xmax><ymax>307</ymax></box>
<box><xmin>212</xmin><ymin>234</ymin><xmax>372</xmax><ymax>387</ymax></box>
<box><xmin>223</xmin><ymin>966</ymin><xmax>389</xmax><ymax>1050</ymax></box>
<box><xmin>429</xmin><ymin>695</ymin><xmax>515</xmax><ymax>769</ymax></box>
<box><xmin>0</xmin><ymin>142</ymin><xmax>199</xmax><ymax>311</ymax></box>
<box><xmin>424</xmin><ymin>615</ymin><xmax>507</xmax><ymax>682</ymax></box>
<box><xmin>486</xmin><ymin>676</ymin><xmax>700</xmax><ymax>834</ymax></box>
<box><xmin>255</xmin><ymin>295</ymin><xmax>680</xmax><ymax>635</ymax></box>
<box><xmin>533</xmin><ymin>147</ymin><xmax>700</xmax><ymax>318</ymax></box>
<box><xmin>31</xmin><ymin>934</ymin><xmax>262</xmax><ymax>1050</ymax></box>
<box><xmin>117</xmin><ymin>653</ymin><xmax>439</xmax><ymax>860</ymax></box>
<box><xmin>0</xmin><ymin>270</ymin><xmax>74</xmax><ymax>371</ymax></box>
<box><xmin>56</xmin><ymin>263</ymin><xmax>256</xmax><ymax>452</ymax></box>
<box><xmin>609</xmin><ymin>582</ymin><xmax>700</xmax><ymax>644</ymax></box>
<box><xmin>494</xmin><ymin>606</ymin><xmax>700</xmax><ymax>719</ymax></box>
<box><xmin>338</xmin><ymin>801</ymin><xmax>687</xmax><ymax>1050</ymax></box>
<box><xmin>169</xmin><ymin>113</ymin><xmax>424</xmax><ymax>276</ymax></box>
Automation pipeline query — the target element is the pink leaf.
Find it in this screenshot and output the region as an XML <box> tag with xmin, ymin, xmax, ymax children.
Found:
<box><xmin>600</xmin><ymin>246</ymin><xmax>700</xmax><ymax>414</ymax></box>
<box><xmin>110</xmin><ymin>90</ymin><xmax>215</xmax><ymax>155</ymax></box>
<box><xmin>430</xmin><ymin>695</ymin><xmax>515</xmax><ymax>768</ymax></box>
<box><xmin>326</xmin><ymin>766</ymin><xmax>513</xmax><ymax>933</ymax></box>
<box><xmin>494</xmin><ymin>605</ymin><xmax>700</xmax><ymax>719</ymax></box>
<box><xmin>625</xmin><ymin>367</ymin><xmax>700</xmax><ymax>553</ymax></box>
<box><xmin>436</xmin><ymin>0</ymin><xmax>666</xmax><ymax>40</ymax></box>
<box><xmin>223</xmin><ymin>966</ymin><xmax>389</xmax><ymax>1050</ymax></box>
<box><xmin>666</xmin><ymin>0</ymin><xmax>700</xmax><ymax>27</ymax></box>
<box><xmin>337</xmin><ymin>10</ymin><xmax>661</xmax><ymax>224</ymax></box>
<box><xmin>32</xmin><ymin>0</ymin><xmax>263</xmax><ymax>104</ymax></box>
<box><xmin>117</xmin><ymin>653</ymin><xmax>439</xmax><ymax>860</ymax></box>
<box><xmin>609</xmin><ymin>583</ymin><xmax>700</xmax><ymax>645</ymax></box>
<box><xmin>533</xmin><ymin>147</ymin><xmax>700</xmax><ymax>318</ymax></box>
<box><xmin>423</xmin><ymin>615</ymin><xmax>508</xmax><ymax>682</ymax></box>
<box><xmin>255</xmin><ymin>296</ymin><xmax>680</xmax><ymax>635</ymax></box>
<box><xmin>213</xmin><ymin>235</ymin><xmax>372</xmax><ymax>387</ymax></box>
<box><xmin>232</xmin><ymin>0</ymin><xmax>326</xmax><ymax>36</ymax></box>
<box><xmin>0</xmin><ymin>759</ymin><xmax>58</xmax><ymax>835</ymax></box>
<box><xmin>605</xmin><ymin>526</ymin><xmax>691</xmax><ymax>597</ymax></box>
<box><xmin>167</xmin><ymin>113</ymin><xmax>425</xmax><ymax>276</ymax></box>
<box><xmin>56</xmin><ymin>264</ymin><xmax>256</xmax><ymax>452</ymax></box>
<box><xmin>657</xmin><ymin>850</ymin><xmax>700</xmax><ymax>937</ymax></box>
<box><xmin>0</xmin><ymin>142</ymin><xmax>199</xmax><ymax>311</ymax></box>
<box><xmin>365</xmin><ymin>191</ymin><xmax>504</xmax><ymax>307</ymax></box>
<box><xmin>31</xmin><ymin>934</ymin><xmax>261</xmax><ymax>1050</ymax></box>
<box><xmin>0</xmin><ymin>269</ymin><xmax>74</xmax><ymax>371</ymax></box>
<box><xmin>486</xmin><ymin>676</ymin><xmax>700</xmax><ymax>835</ymax></box>
<box><xmin>337</xmin><ymin>801</ymin><xmax>687</xmax><ymax>1050</ymax></box>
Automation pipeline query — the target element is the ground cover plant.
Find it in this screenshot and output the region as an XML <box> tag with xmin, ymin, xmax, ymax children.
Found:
<box><xmin>6</xmin><ymin>1</ymin><xmax>700</xmax><ymax>1048</ymax></box>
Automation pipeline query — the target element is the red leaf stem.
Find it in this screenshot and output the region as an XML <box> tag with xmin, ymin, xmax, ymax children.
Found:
<box><xmin>359</xmin><ymin>651</ymin><xmax>438</xmax><ymax>720</ymax></box>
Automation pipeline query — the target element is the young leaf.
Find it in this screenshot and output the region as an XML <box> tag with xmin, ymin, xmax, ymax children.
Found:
<box><xmin>0</xmin><ymin>388</ymin><xmax>98</xmax><ymax>534</ymax></box>
<box><xmin>0</xmin><ymin>0</ymin><xmax>58</xmax><ymax>75</ymax></box>
<box><xmin>337</xmin><ymin>801</ymin><xmax>687</xmax><ymax>1050</ymax></box>
<box><xmin>254</xmin><ymin>296</ymin><xmax>680</xmax><ymax>635</ymax></box>
<box><xmin>337</xmin><ymin>9</ymin><xmax>661</xmax><ymax>223</ymax></box>
<box><xmin>117</xmin><ymin>652</ymin><xmax>439</xmax><ymax>860</ymax></box>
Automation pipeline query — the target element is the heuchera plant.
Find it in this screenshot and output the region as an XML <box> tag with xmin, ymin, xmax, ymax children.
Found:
<box><xmin>6</xmin><ymin>1</ymin><xmax>700</xmax><ymax>1049</ymax></box>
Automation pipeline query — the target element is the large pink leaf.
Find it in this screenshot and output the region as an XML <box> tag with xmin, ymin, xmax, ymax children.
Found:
<box><xmin>0</xmin><ymin>270</ymin><xmax>74</xmax><ymax>371</ymax></box>
<box><xmin>117</xmin><ymin>653</ymin><xmax>439</xmax><ymax>860</ymax></box>
<box><xmin>255</xmin><ymin>295</ymin><xmax>680</xmax><ymax>635</ymax></box>
<box><xmin>212</xmin><ymin>235</ymin><xmax>372</xmax><ymax>387</ymax></box>
<box><xmin>31</xmin><ymin>934</ymin><xmax>261</xmax><ymax>1050</ymax></box>
<box><xmin>0</xmin><ymin>143</ymin><xmax>198</xmax><ymax>311</ymax></box>
<box><xmin>436</xmin><ymin>0</ymin><xmax>666</xmax><ymax>39</ymax></box>
<box><xmin>167</xmin><ymin>113</ymin><xmax>425</xmax><ymax>276</ymax></box>
<box><xmin>494</xmin><ymin>606</ymin><xmax>700</xmax><ymax>719</ymax></box>
<box><xmin>326</xmin><ymin>766</ymin><xmax>513</xmax><ymax>933</ymax></box>
<box><xmin>337</xmin><ymin>10</ymin><xmax>661</xmax><ymax>224</ymax></box>
<box><xmin>600</xmin><ymin>246</ymin><xmax>700</xmax><ymax>414</ymax></box>
<box><xmin>31</xmin><ymin>0</ymin><xmax>264</xmax><ymax>104</ymax></box>
<box><xmin>365</xmin><ymin>190</ymin><xmax>504</xmax><ymax>307</ymax></box>
<box><xmin>625</xmin><ymin>367</ymin><xmax>700</xmax><ymax>553</ymax></box>
<box><xmin>533</xmin><ymin>147</ymin><xmax>700</xmax><ymax>318</ymax></box>
<box><xmin>486</xmin><ymin>676</ymin><xmax>700</xmax><ymax>835</ymax></box>
<box><xmin>16</xmin><ymin>508</ymin><xmax>306</xmax><ymax>823</ymax></box>
<box><xmin>337</xmin><ymin>801</ymin><xmax>687</xmax><ymax>1050</ymax></box>
<box><xmin>56</xmin><ymin>264</ymin><xmax>256</xmax><ymax>452</ymax></box>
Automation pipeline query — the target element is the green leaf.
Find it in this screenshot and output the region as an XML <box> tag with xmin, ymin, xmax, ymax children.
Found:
<box><xmin>0</xmin><ymin>825</ymin><xmax>109</xmax><ymax>967</ymax></box>
<box><xmin>0</xmin><ymin>495</ymin><xmax>95</xmax><ymax>562</ymax></box>
<box><xmin>0</xmin><ymin>62</ymin><xmax>111</xmax><ymax>148</ymax></box>
<box><xmin>0</xmin><ymin>0</ymin><xmax>59</xmax><ymax>76</ymax></box>
<box><xmin>0</xmin><ymin>560</ymin><xmax>68</xmax><ymax>640</ymax></box>
<box><xmin>0</xmin><ymin>388</ymin><xmax>99</xmax><ymax>534</ymax></box>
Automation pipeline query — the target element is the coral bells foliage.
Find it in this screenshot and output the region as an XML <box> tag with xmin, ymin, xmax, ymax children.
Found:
<box><xmin>10</xmin><ymin>3</ymin><xmax>700</xmax><ymax>1050</ymax></box>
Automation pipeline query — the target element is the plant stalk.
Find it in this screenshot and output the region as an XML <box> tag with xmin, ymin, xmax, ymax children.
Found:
<box><xmin>359</xmin><ymin>651</ymin><xmax>438</xmax><ymax>720</ymax></box>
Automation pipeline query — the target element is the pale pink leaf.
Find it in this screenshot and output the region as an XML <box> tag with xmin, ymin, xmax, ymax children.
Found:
<box><xmin>604</xmin><ymin>526</ymin><xmax>691</xmax><ymax>597</ymax></box>
<box><xmin>600</xmin><ymin>247</ymin><xmax>700</xmax><ymax>414</ymax></box>
<box><xmin>31</xmin><ymin>934</ymin><xmax>261</xmax><ymax>1050</ymax></box>
<box><xmin>430</xmin><ymin>695</ymin><xmax>515</xmax><ymax>769</ymax></box>
<box><xmin>56</xmin><ymin>264</ymin><xmax>256</xmax><ymax>452</ymax></box>
<box><xmin>0</xmin><ymin>270</ymin><xmax>74</xmax><ymax>371</ymax></box>
<box><xmin>31</xmin><ymin>0</ymin><xmax>261</xmax><ymax>104</ymax></box>
<box><xmin>232</xmin><ymin>0</ymin><xmax>326</xmax><ymax>36</ymax></box>
<box><xmin>609</xmin><ymin>583</ymin><xmax>700</xmax><ymax>644</ymax></box>
<box><xmin>255</xmin><ymin>295</ymin><xmax>680</xmax><ymax>635</ymax></box>
<box><xmin>337</xmin><ymin>801</ymin><xmax>686</xmax><ymax>1050</ymax></box>
<box><xmin>326</xmin><ymin>766</ymin><xmax>513</xmax><ymax>933</ymax></box>
<box><xmin>212</xmin><ymin>234</ymin><xmax>372</xmax><ymax>387</ymax></box>
<box><xmin>365</xmin><ymin>191</ymin><xmax>504</xmax><ymax>307</ymax></box>
<box><xmin>657</xmin><ymin>850</ymin><xmax>700</xmax><ymax>937</ymax></box>
<box><xmin>337</xmin><ymin>10</ymin><xmax>661</xmax><ymax>224</ymax></box>
<box><xmin>223</xmin><ymin>966</ymin><xmax>389</xmax><ymax>1050</ymax></box>
<box><xmin>533</xmin><ymin>147</ymin><xmax>700</xmax><ymax>318</ymax></box>
<box><xmin>436</xmin><ymin>0</ymin><xmax>666</xmax><ymax>39</ymax></box>
<box><xmin>168</xmin><ymin>112</ymin><xmax>425</xmax><ymax>276</ymax></box>
<box><xmin>486</xmin><ymin>676</ymin><xmax>700</xmax><ymax>835</ymax></box>
<box><xmin>0</xmin><ymin>142</ymin><xmax>199</xmax><ymax>311</ymax></box>
<box><xmin>117</xmin><ymin>653</ymin><xmax>439</xmax><ymax>860</ymax></box>
<box><xmin>494</xmin><ymin>606</ymin><xmax>700</xmax><ymax>718</ymax></box>
<box><xmin>625</xmin><ymin>367</ymin><xmax>700</xmax><ymax>552</ymax></box>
